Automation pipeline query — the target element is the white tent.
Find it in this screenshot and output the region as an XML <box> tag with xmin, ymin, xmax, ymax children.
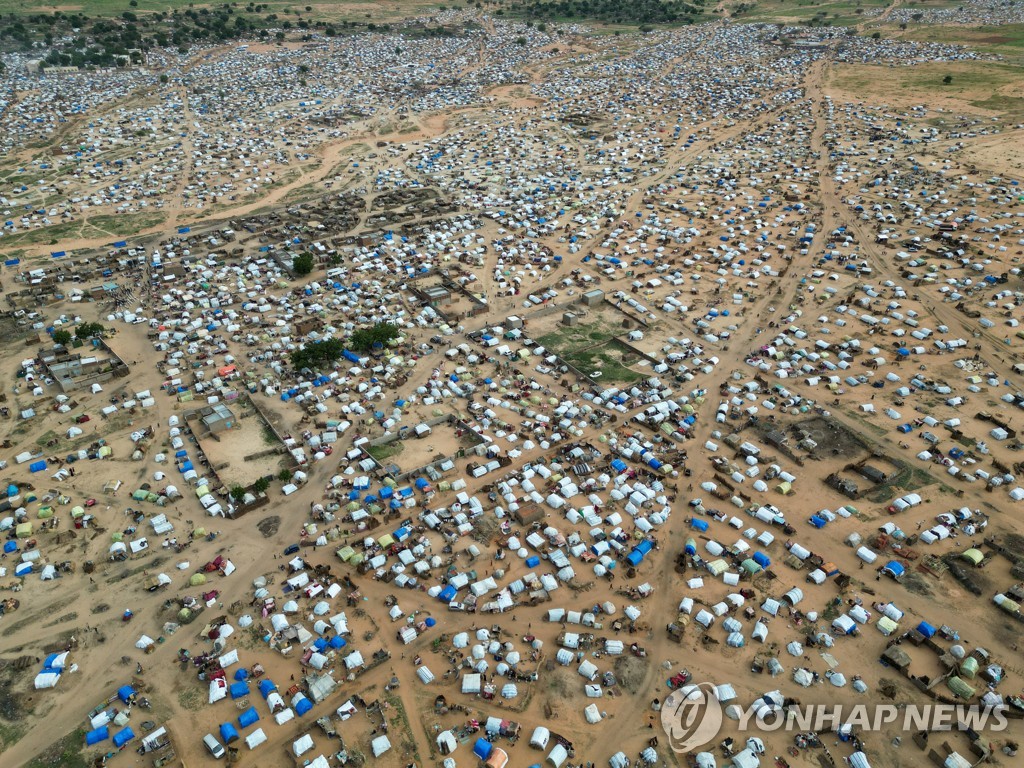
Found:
<box><xmin>34</xmin><ymin>671</ymin><xmax>60</xmax><ymax>689</ymax></box>
<box><xmin>371</xmin><ymin>735</ymin><xmax>392</xmax><ymax>757</ymax></box>
<box><xmin>292</xmin><ymin>734</ymin><xmax>314</xmax><ymax>757</ymax></box>
<box><xmin>547</xmin><ymin>743</ymin><xmax>568</xmax><ymax>767</ymax></box>
<box><xmin>530</xmin><ymin>726</ymin><xmax>550</xmax><ymax>749</ymax></box>
<box><xmin>209</xmin><ymin>678</ymin><xmax>227</xmax><ymax>703</ymax></box>
<box><xmin>245</xmin><ymin>728</ymin><xmax>267</xmax><ymax>750</ymax></box>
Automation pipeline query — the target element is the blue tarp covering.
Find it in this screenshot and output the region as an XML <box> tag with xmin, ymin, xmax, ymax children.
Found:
<box><xmin>85</xmin><ymin>726</ymin><xmax>109</xmax><ymax>745</ymax></box>
<box><xmin>313</xmin><ymin>638</ymin><xmax>327</xmax><ymax>651</ymax></box>
<box><xmin>28</xmin><ymin>461</ymin><xmax>46</xmax><ymax>473</ymax></box>
<box><xmin>525</xmin><ymin>556</ymin><xmax>540</xmax><ymax>568</ymax></box>
<box><xmin>883</xmin><ymin>561</ymin><xmax>905</xmax><ymax>578</ymax></box>
<box><xmin>690</xmin><ymin>518</ymin><xmax>709</xmax><ymax>532</ymax></box>
<box><xmin>328</xmin><ymin>636</ymin><xmax>346</xmax><ymax>649</ymax></box>
<box><xmin>916</xmin><ymin>621</ymin><xmax>936</xmax><ymax>638</ymax></box>
<box><xmin>112</xmin><ymin>727</ymin><xmax>134</xmax><ymax>748</ymax></box>
<box><xmin>610</xmin><ymin>459</ymin><xmax>627</xmax><ymax>473</ymax></box>
<box><xmin>117</xmin><ymin>685</ymin><xmax>136</xmax><ymax>703</ymax></box>
<box><xmin>439</xmin><ymin>585</ymin><xmax>457</xmax><ymax>602</ymax></box>
<box><xmin>229</xmin><ymin>681</ymin><xmax>250</xmax><ymax>699</ymax></box>
<box><xmin>625</xmin><ymin>550</ymin><xmax>643</xmax><ymax>567</ymax></box>
<box><xmin>233</xmin><ymin>668</ymin><xmax>249</xmax><ymax>681</ymax></box>
<box><xmin>752</xmin><ymin>552</ymin><xmax>771</xmax><ymax>568</ymax></box>
<box><xmin>220</xmin><ymin>722</ymin><xmax>239</xmax><ymax>744</ymax></box>
<box><xmin>258</xmin><ymin>679</ymin><xmax>277</xmax><ymax>698</ymax></box>
<box><xmin>635</xmin><ymin>539</ymin><xmax>653</xmax><ymax>556</ymax></box>
<box><xmin>238</xmin><ymin>706</ymin><xmax>260</xmax><ymax>728</ymax></box>
<box><xmin>809</xmin><ymin>515</ymin><xmax>827</xmax><ymax>529</ymax></box>
<box><xmin>294</xmin><ymin>695</ymin><xmax>313</xmax><ymax>716</ymax></box>
<box><xmin>473</xmin><ymin>738</ymin><xmax>493</xmax><ymax>759</ymax></box>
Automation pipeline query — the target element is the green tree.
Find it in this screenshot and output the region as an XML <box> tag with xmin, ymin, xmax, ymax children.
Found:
<box><xmin>292</xmin><ymin>252</ymin><xmax>315</xmax><ymax>275</ymax></box>
<box><xmin>942</xmin><ymin>74</ymin><xmax>953</xmax><ymax>85</ymax></box>
<box><xmin>75</xmin><ymin>321</ymin><xmax>105</xmax><ymax>339</ymax></box>
<box><xmin>349</xmin><ymin>321</ymin><xmax>400</xmax><ymax>352</ymax></box>
<box><xmin>229</xmin><ymin>485</ymin><xmax>247</xmax><ymax>501</ymax></box>
<box><xmin>53</xmin><ymin>329</ymin><xmax>72</xmax><ymax>346</ymax></box>
<box><xmin>278</xmin><ymin>468</ymin><xmax>293</xmax><ymax>482</ymax></box>
<box><xmin>253</xmin><ymin>477</ymin><xmax>270</xmax><ymax>494</ymax></box>
<box><xmin>290</xmin><ymin>337</ymin><xmax>346</xmax><ymax>371</ymax></box>
<box><xmin>871</xmin><ymin>31</ymin><xmax>880</xmax><ymax>39</ymax></box>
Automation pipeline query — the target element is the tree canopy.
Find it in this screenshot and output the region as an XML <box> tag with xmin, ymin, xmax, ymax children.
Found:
<box><xmin>292</xmin><ymin>253</ymin><xmax>315</xmax><ymax>276</ymax></box>
<box><xmin>75</xmin><ymin>321</ymin><xmax>105</xmax><ymax>339</ymax></box>
<box><xmin>349</xmin><ymin>322</ymin><xmax>400</xmax><ymax>352</ymax></box>
<box><xmin>290</xmin><ymin>337</ymin><xmax>345</xmax><ymax>372</ymax></box>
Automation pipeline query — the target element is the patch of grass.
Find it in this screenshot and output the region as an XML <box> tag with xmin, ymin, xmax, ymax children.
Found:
<box><xmin>25</xmin><ymin>728</ymin><xmax>89</xmax><ymax>768</ymax></box>
<box><xmin>566</xmin><ymin>346</ymin><xmax>642</xmax><ymax>383</ymax></box>
<box><xmin>0</xmin><ymin>720</ymin><xmax>26</xmax><ymax>750</ymax></box>
<box><xmin>177</xmin><ymin>686</ymin><xmax>203</xmax><ymax>711</ymax></box>
<box><xmin>85</xmin><ymin>211</ymin><xmax>166</xmax><ymax>236</ymax></box>
<box><xmin>831</xmin><ymin>60</ymin><xmax>1024</xmax><ymax>117</ymax></box>
<box><xmin>366</xmin><ymin>442</ymin><xmax>402</xmax><ymax>463</ymax></box>
<box><xmin>865</xmin><ymin>463</ymin><xmax>935</xmax><ymax>503</ymax></box>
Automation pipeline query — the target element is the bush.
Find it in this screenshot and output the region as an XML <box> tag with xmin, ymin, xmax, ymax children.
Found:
<box><xmin>53</xmin><ymin>329</ymin><xmax>72</xmax><ymax>346</ymax></box>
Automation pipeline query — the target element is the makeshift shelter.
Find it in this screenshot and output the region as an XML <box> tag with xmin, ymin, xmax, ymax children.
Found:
<box><xmin>112</xmin><ymin>727</ymin><xmax>134</xmax><ymax>749</ymax></box>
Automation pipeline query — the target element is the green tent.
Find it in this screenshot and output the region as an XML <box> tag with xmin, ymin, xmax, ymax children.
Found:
<box><xmin>960</xmin><ymin>657</ymin><xmax>979</xmax><ymax>679</ymax></box>
<box><xmin>961</xmin><ymin>549</ymin><xmax>984</xmax><ymax>566</ymax></box>
<box><xmin>947</xmin><ymin>675</ymin><xmax>976</xmax><ymax>699</ymax></box>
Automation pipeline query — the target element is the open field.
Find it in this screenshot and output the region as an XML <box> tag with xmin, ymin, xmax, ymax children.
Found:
<box><xmin>830</xmin><ymin>60</ymin><xmax>1024</xmax><ymax>115</ymax></box>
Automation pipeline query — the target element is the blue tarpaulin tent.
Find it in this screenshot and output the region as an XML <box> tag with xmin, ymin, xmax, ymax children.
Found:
<box><xmin>85</xmin><ymin>726</ymin><xmax>109</xmax><ymax>745</ymax></box>
<box><xmin>233</xmin><ymin>668</ymin><xmax>249</xmax><ymax>681</ymax></box>
<box><xmin>439</xmin><ymin>585</ymin><xmax>457</xmax><ymax>602</ymax></box>
<box><xmin>752</xmin><ymin>552</ymin><xmax>771</xmax><ymax>568</ymax></box>
<box><xmin>29</xmin><ymin>461</ymin><xmax>46</xmax><ymax>473</ymax></box>
<box><xmin>112</xmin><ymin>727</ymin><xmax>134</xmax><ymax>748</ymax></box>
<box><xmin>916</xmin><ymin>621</ymin><xmax>936</xmax><ymax>638</ymax></box>
<box><xmin>294</xmin><ymin>695</ymin><xmax>313</xmax><ymax>716</ymax></box>
<box><xmin>229</xmin><ymin>681</ymin><xmax>250</xmax><ymax>699</ymax></box>
<box><xmin>690</xmin><ymin>518</ymin><xmax>709</xmax><ymax>532</ymax></box>
<box><xmin>258</xmin><ymin>679</ymin><xmax>277</xmax><ymax>698</ymax></box>
<box><xmin>882</xmin><ymin>561</ymin><xmax>905</xmax><ymax>579</ymax></box>
<box><xmin>809</xmin><ymin>515</ymin><xmax>827</xmax><ymax>529</ymax></box>
<box><xmin>220</xmin><ymin>722</ymin><xmax>239</xmax><ymax>743</ymax></box>
<box><xmin>117</xmin><ymin>685</ymin><xmax>136</xmax><ymax>703</ymax></box>
<box><xmin>473</xmin><ymin>739</ymin><xmax>493</xmax><ymax>759</ymax></box>
<box><xmin>238</xmin><ymin>706</ymin><xmax>260</xmax><ymax>728</ymax></box>
<box><xmin>328</xmin><ymin>636</ymin><xmax>346</xmax><ymax>649</ymax></box>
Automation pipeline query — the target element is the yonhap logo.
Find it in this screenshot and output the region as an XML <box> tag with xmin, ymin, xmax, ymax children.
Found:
<box><xmin>660</xmin><ymin>682</ymin><xmax>723</xmax><ymax>752</ymax></box>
